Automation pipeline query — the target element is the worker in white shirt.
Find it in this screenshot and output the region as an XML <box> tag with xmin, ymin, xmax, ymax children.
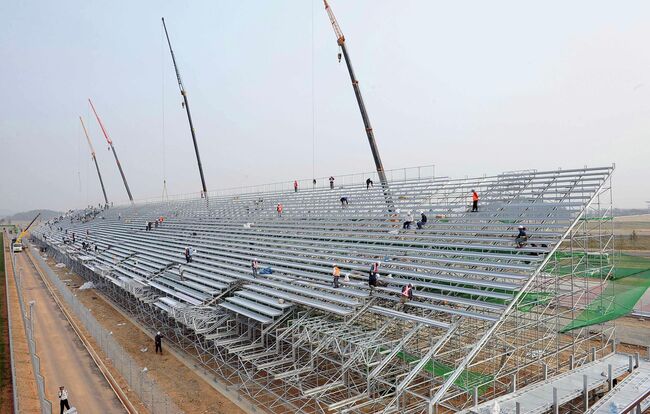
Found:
<box><xmin>58</xmin><ymin>386</ymin><xmax>70</xmax><ymax>414</ymax></box>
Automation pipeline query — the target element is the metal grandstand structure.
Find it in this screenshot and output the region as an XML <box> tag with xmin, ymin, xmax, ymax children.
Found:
<box><xmin>33</xmin><ymin>165</ymin><xmax>616</xmax><ymax>413</ymax></box>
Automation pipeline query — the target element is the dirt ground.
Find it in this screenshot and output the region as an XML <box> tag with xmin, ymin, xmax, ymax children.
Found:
<box><xmin>41</xmin><ymin>253</ymin><xmax>246</xmax><ymax>414</ymax></box>
<box><xmin>614</xmin><ymin>214</ymin><xmax>650</xmax><ymax>250</ymax></box>
<box><xmin>15</xmin><ymin>249</ymin><xmax>125</xmax><ymax>413</ymax></box>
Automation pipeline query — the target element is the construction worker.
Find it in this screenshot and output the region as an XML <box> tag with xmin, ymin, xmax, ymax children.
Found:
<box><xmin>154</xmin><ymin>331</ymin><xmax>164</xmax><ymax>354</ymax></box>
<box><xmin>332</xmin><ymin>263</ymin><xmax>341</xmax><ymax>288</ymax></box>
<box><xmin>471</xmin><ymin>190</ymin><xmax>479</xmax><ymax>212</ymax></box>
<box><xmin>400</xmin><ymin>283</ymin><xmax>414</xmax><ymax>305</ymax></box>
<box><xmin>416</xmin><ymin>211</ymin><xmax>428</xmax><ymax>229</ymax></box>
<box><xmin>251</xmin><ymin>258</ymin><xmax>259</xmax><ymax>278</ymax></box>
<box><xmin>178</xmin><ymin>265</ymin><xmax>186</xmax><ymax>282</ymax></box>
<box><xmin>368</xmin><ymin>262</ymin><xmax>381</xmax><ymax>289</ymax></box>
<box><xmin>184</xmin><ymin>247</ymin><xmax>193</xmax><ymax>263</ymax></box>
<box><xmin>340</xmin><ymin>196</ymin><xmax>349</xmax><ymax>207</ymax></box>
<box><xmin>294</xmin><ymin>180</ymin><xmax>298</xmax><ymax>192</ymax></box>
<box><xmin>329</xmin><ymin>176</ymin><xmax>335</xmax><ymax>189</ymax></box>
<box><xmin>403</xmin><ymin>211</ymin><xmax>414</xmax><ymax>229</ymax></box>
<box><xmin>276</xmin><ymin>203</ymin><xmax>283</xmax><ymax>217</ymax></box>
<box><xmin>58</xmin><ymin>386</ymin><xmax>70</xmax><ymax>414</ymax></box>
<box><xmin>366</xmin><ymin>178</ymin><xmax>374</xmax><ymax>189</ymax></box>
<box><xmin>515</xmin><ymin>226</ymin><xmax>528</xmax><ymax>248</ymax></box>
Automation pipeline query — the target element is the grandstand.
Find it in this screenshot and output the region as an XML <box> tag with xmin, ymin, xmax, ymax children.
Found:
<box><xmin>32</xmin><ymin>165</ymin><xmax>616</xmax><ymax>413</ymax></box>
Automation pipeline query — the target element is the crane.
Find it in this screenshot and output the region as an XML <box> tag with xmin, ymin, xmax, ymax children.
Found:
<box><xmin>323</xmin><ymin>0</ymin><xmax>393</xmax><ymax>210</ymax></box>
<box><xmin>79</xmin><ymin>116</ymin><xmax>109</xmax><ymax>206</ymax></box>
<box><xmin>88</xmin><ymin>99</ymin><xmax>134</xmax><ymax>204</ymax></box>
<box><xmin>11</xmin><ymin>213</ymin><xmax>40</xmax><ymax>252</ymax></box>
<box><xmin>162</xmin><ymin>17</ymin><xmax>209</xmax><ymax>198</ymax></box>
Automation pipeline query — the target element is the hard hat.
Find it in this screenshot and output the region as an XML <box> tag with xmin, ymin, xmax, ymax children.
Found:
<box><xmin>333</xmin><ymin>263</ymin><xmax>337</xmax><ymax>266</ymax></box>
<box><xmin>518</xmin><ymin>225</ymin><xmax>524</xmax><ymax>229</ymax></box>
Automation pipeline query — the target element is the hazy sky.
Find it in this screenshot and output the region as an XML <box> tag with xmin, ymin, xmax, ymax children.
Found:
<box><xmin>1</xmin><ymin>0</ymin><xmax>649</xmax><ymax>213</ymax></box>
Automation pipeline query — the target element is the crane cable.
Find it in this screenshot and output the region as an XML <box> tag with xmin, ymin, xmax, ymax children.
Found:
<box><xmin>311</xmin><ymin>0</ymin><xmax>316</xmax><ymax>185</ymax></box>
<box><xmin>161</xmin><ymin>23</ymin><xmax>168</xmax><ymax>201</ymax></box>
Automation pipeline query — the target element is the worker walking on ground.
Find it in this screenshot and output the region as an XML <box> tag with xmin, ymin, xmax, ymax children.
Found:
<box><xmin>332</xmin><ymin>263</ymin><xmax>341</xmax><ymax>288</ymax></box>
<box><xmin>329</xmin><ymin>176</ymin><xmax>335</xmax><ymax>189</ymax></box>
<box><xmin>515</xmin><ymin>225</ymin><xmax>528</xmax><ymax>248</ymax></box>
<box><xmin>58</xmin><ymin>386</ymin><xmax>70</xmax><ymax>414</ymax></box>
<box><xmin>400</xmin><ymin>283</ymin><xmax>414</xmax><ymax>307</ymax></box>
<box><xmin>154</xmin><ymin>331</ymin><xmax>164</xmax><ymax>355</ymax></box>
<box><xmin>251</xmin><ymin>258</ymin><xmax>259</xmax><ymax>278</ymax></box>
<box><xmin>471</xmin><ymin>190</ymin><xmax>479</xmax><ymax>212</ymax></box>
<box><xmin>366</xmin><ymin>178</ymin><xmax>374</xmax><ymax>189</ymax></box>
<box><xmin>416</xmin><ymin>211</ymin><xmax>428</xmax><ymax>229</ymax></box>
<box><xmin>403</xmin><ymin>211</ymin><xmax>414</xmax><ymax>229</ymax></box>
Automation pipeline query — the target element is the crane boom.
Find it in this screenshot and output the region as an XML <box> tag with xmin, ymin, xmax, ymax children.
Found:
<box><xmin>161</xmin><ymin>17</ymin><xmax>209</xmax><ymax>198</ymax></box>
<box><xmin>88</xmin><ymin>99</ymin><xmax>134</xmax><ymax>203</ymax></box>
<box><xmin>80</xmin><ymin>116</ymin><xmax>109</xmax><ymax>205</ymax></box>
<box><xmin>11</xmin><ymin>212</ymin><xmax>41</xmax><ymax>252</ymax></box>
<box><xmin>322</xmin><ymin>0</ymin><xmax>393</xmax><ymax>210</ymax></box>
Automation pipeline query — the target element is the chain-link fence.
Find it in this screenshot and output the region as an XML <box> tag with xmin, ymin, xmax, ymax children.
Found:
<box><xmin>9</xmin><ymin>251</ymin><xmax>52</xmax><ymax>414</ymax></box>
<box><xmin>30</xmin><ymin>249</ymin><xmax>183</xmax><ymax>414</ymax></box>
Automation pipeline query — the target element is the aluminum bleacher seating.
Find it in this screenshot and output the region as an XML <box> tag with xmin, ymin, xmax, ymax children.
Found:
<box><xmin>33</xmin><ymin>166</ymin><xmax>614</xmax><ymax>413</ymax></box>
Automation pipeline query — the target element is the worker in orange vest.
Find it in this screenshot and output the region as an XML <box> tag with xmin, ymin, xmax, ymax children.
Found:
<box><xmin>332</xmin><ymin>264</ymin><xmax>341</xmax><ymax>288</ymax></box>
<box><xmin>471</xmin><ymin>190</ymin><xmax>479</xmax><ymax>212</ymax></box>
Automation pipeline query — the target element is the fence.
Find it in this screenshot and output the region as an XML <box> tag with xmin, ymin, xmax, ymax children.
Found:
<box><xmin>9</xmin><ymin>250</ymin><xmax>52</xmax><ymax>414</ymax></box>
<box><xmin>30</xmin><ymin>248</ymin><xmax>182</xmax><ymax>414</ymax></box>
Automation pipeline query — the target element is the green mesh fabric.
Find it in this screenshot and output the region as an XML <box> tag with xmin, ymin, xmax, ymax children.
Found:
<box><xmin>394</xmin><ymin>351</ymin><xmax>493</xmax><ymax>394</ymax></box>
<box><xmin>561</xmin><ymin>253</ymin><xmax>650</xmax><ymax>332</ymax></box>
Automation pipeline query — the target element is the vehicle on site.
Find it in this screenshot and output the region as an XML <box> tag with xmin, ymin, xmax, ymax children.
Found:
<box><xmin>11</xmin><ymin>213</ymin><xmax>40</xmax><ymax>253</ymax></box>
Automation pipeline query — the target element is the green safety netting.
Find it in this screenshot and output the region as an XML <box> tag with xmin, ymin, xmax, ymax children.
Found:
<box><xmin>394</xmin><ymin>351</ymin><xmax>493</xmax><ymax>394</ymax></box>
<box><xmin>561</xmin><ymin>253</ymin><xmax>650</xmax><ymax>332</ymax></box>
<box><xmin>548</xmin><ymin>252</ymin><xmax>650</xmax><ymax>280</ymax></box>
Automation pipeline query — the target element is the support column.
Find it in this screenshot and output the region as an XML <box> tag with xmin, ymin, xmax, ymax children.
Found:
<box><xmin>552</xmin><ymin>387</ymin><xmax>559</xmax><ymax>414</ymax></box>
<box><xmin>608</xmin><ymin>364</ymin><xmax>613</xmax><ymax>390</ymax></box>
<box><xmin>628</xmin><ymin>355</ymin><xmax>634</xmax><ymax>373</ymax></box>
<box><xmin>473</xmin><ymin>386</ymin><xmax>478</xmax><ymax>408</ymax></box>
<box><xmin>583</xmin><ymin>374</ymin><xmax>589</xmax><ymax>411</ymax></box>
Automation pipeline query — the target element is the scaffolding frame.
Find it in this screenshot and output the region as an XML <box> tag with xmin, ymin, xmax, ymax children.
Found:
<box><xmin>36</xmin><ymin>166</ymin><xmax>616</xmax><ymax>414</ymax></box>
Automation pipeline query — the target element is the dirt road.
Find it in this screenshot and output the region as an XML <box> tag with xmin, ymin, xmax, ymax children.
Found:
<box><xmin>13</xmin><ymin>251</ymin><xmax>125</xmax><ymax>413</ymax></box>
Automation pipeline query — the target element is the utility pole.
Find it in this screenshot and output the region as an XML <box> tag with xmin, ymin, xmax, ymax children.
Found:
<box><xmin>162</xmin><ymin>17</ymin><xmax>209</xmax><ymax>198</ymax></box>
<box><xmin>323</xmin><ymin>0</ymin><xmax>393</xmax><ymax>210</ymax></box>
<box><xmin>88</xmin><ymin>99</ymin><xmax>134</xmax><ymax>204</ymax></box>
<box><xmin>79</xmin><ymin>116</ymin><xmax>109</xmax><ymax>205</ymax></box>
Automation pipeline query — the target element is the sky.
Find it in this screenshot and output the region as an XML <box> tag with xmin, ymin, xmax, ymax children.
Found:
<box><xmin>1</xmin><ymin>0</ymin><xmax>649</xmax><ymax>214</ymax></box>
